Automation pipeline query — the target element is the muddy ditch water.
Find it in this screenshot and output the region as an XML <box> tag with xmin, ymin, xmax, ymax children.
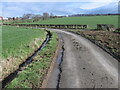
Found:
<box><xmin>1</xmin><ymin>31</ymin><xmax>52</xmax><ymax>89</ymax></box>
<box><xmin>56</xmin><ymin>34</ymin><xmax>64</xmax><ymax>89</ymax></box>
<box><xmin>43</xmin><ymin>33</ymin><xmax>64</xmax><ymax>89</ymax></box>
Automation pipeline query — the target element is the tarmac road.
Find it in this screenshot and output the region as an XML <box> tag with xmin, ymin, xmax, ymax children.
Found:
<box><xmin>47</xmin><ymin>29</ymin><xmax>119</xmax><ymax>89</ymax></box>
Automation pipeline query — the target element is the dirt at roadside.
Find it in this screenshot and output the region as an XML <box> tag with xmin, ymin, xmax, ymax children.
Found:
<box><xmin>70</xmin><ymin>30</ymin><xmax>120</xmax><ymax>60</ymax></box>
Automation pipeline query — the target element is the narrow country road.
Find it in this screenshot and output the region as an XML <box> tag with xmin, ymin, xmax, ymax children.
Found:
<box><xmin>48</xmin><ymin>29</ymin><xmax>119</xmax><ymax>89</ymax></box>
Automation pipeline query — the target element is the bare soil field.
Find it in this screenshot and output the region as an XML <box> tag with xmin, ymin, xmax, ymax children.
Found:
<box><xmin>69</xmin><ymin>30</ymin><xmax>120</xmax><ymax>60</ymax></box>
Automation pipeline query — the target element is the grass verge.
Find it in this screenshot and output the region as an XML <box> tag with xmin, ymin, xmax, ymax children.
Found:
<box><xmin>6</xmin><ymin>32</ymin><xmax>58</xmax><ymax>88</ymax></box>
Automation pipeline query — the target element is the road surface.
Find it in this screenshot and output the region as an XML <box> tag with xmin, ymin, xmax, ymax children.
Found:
<box><xmin>47</xmin><ymin>29</ymin><xmax>119</xmax><ymax>89</ymax></box>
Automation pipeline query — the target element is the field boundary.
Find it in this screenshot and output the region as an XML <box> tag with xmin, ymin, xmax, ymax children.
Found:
<box><xmin>3</xmin><ymin>24</ymin><xmax>88</xmax><ymax>29</ymax></box>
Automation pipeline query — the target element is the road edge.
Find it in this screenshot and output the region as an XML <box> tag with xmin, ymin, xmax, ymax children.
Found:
<box><xmin>41</xmin><ymin>33</ymin><xmax>62</xmax><ymax>88</ymax></box>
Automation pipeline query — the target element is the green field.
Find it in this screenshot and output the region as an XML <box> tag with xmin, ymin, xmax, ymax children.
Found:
<box><xmin>2</xmin><ymin>26</ymin><xmax>46</xmax><ymax>59</ymax></box>
<box><xmin>1</xmin><ymin>25</ymin><xmax>59</xmax><ymax>88</ymax></box>
<box><xmin>4</xmin><ymin>15</ymin><xmax>119</xmax><ymax>29</ymax></box>
<box><xmin>21</xmin><ymin>15</ymin><xmax>119</xmax><ymax>29</ymax></box>
<box><xmin>1</xmin><ymin>26</ymin><xmax>49</xmax><ymax>82</ymax></box>
<box><xmin>6</xmin><ymin>33</ymin><xmax>58</xmax><ymax>88</ymax></box>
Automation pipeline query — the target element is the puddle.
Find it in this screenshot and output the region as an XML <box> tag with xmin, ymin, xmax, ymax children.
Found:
<box><xmin>56</xmin><ymin>34</ymin><xmax>64</xmax><ymax>89</ymax></box>
<box><xmin>46</xmin><ymin>33</ymin><xmax>64</xmax><ymax>89</ymax></box>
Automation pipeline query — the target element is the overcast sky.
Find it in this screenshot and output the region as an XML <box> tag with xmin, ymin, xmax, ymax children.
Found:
<box><xmin>1</xmin><ymin>0</ymin><xmax>119</xmax><ymax>2</ymax></box>
<box><xmin>1</xmin><ymin>0</ymin><xmax>119</xmax><ymax>17</ymax></box>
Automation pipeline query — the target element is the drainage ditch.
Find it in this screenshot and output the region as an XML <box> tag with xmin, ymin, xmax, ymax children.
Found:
<box><xmin>1</xmin><ymin>30</ymin><xmax>52</xmax><ymax>89</ymax></box>
<box><xmin>56</xmin><ymin>34</ymin><xmax>64</xmax><ymax>90</ymax></box>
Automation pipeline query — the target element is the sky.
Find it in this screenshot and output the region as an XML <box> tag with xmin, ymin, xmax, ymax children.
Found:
<box><xmin>0</xmin><ymin>0</ymin><xmax>119</xmax><ymax>17</ymax></box>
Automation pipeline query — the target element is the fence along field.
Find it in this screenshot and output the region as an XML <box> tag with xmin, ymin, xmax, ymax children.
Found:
<box><xmin>19</xmin><ymin>15</ymin><xmax>118</xmax><ymax>29</ymax></box>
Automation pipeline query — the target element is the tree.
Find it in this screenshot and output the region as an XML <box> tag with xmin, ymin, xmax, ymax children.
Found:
<box><xmin>50</xmin><ymin>13</ymin><xmax>54</xmax><ymax>18</ymax></box>
<box><xmin>32</xmin><ymin>14</ymin><xmax>42</xmax><ymax>22</ymax></box>
<box><xmin>22</xmin><ymin>14</ymin><xmax>33</xmax><ymax>20</ymax></box>
<box><xmin>43</xmin><ymin>13</ymin><xmax>49</xmax><ymax>20</ymax></box>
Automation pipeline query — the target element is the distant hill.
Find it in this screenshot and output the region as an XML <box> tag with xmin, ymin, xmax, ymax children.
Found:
<box><xmin>87</xmin><ymin>2</ymin><xmax>119</xmax><ymax>14</ymax></box>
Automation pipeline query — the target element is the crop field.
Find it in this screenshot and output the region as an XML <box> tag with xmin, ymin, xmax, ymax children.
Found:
<box><xmin>21</xmin><ymin>15</ymin><xmax>119</xmax><ymax>29</ymax></box>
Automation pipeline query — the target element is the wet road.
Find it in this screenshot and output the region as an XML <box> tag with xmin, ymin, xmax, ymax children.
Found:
<box><xmin>48</xmin><ymin>29</ymin><xmax>119</xmax><ymax>89</ymax></box>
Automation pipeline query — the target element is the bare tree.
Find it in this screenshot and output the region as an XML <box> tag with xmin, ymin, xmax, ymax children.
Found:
<box><xmin>50</xmin><ymin>13</ymin><xmax>54</xmax><ymax>18</ymax></box>
<box><xmin>32</xmin><ymin>14</ymin><xmax>42</xmax><ymax>22</ymax></box>
<box><xmin>43</xmin><ymin>13</ymin><xmax>49</xmax><ymax>20</ymax></box>
<box><xmin>22</xmin><ymin>14</ymin><xmax>33</xmax><ymax>20</ymax></box>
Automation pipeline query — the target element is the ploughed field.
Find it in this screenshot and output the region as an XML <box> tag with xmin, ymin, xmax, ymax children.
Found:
<box><xmin>13</xmin><ymin>15</ymin><xmax>119</xmax><ymax>29</ymax></box>
<box><xmin>69</xmin><ymin>30</ymin><xmax>120</xmax><ymax>59</ymax></box>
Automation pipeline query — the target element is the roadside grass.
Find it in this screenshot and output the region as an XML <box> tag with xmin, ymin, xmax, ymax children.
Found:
<box><xmin>6</xmin><ymin>32</ymin><xmax>58</xmax><ymax>88</ymax></box>
<box><xmin>6</xmin><ymin>15</ymin><xmax>119</xmax><ymax>29</ymax></box>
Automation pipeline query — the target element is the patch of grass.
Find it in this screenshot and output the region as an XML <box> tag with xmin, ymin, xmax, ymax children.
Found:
<box><xmin>2</xmin><ymin>26</ymin><xmax>46</xmax><ymax>59</ymax></box>
<box><xmin>6</xmin><ymin>32</ymin><xmax>58</xmax><ymax>88</ymax></box>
